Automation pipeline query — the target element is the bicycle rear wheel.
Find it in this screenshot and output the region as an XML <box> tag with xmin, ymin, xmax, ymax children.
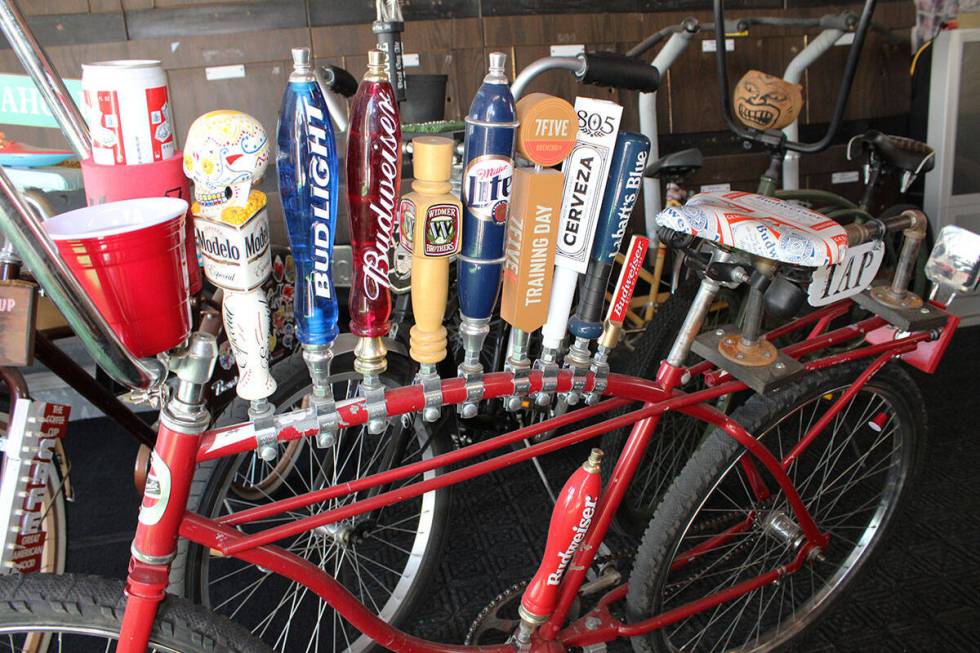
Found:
<box><xmin>0</xmin><ymin>573</ymin><xmax>268</xmax><ymax>652</ymax></box>
<box><xmin>627</xmin><ymin>362</ymin><xmax>925</xmax><ymax>653</ymax></box>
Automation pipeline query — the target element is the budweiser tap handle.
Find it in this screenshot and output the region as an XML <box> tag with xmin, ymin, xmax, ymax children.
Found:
<box><xmin>457</xmin><ymin>52</ymin><xmax>517</xmax><ymax>418</ymax></box>
<box><xmin>568</xmin><ymin>132</ymin><xmax>650</xmax><ymax>341</ymax></box>
<box><xmin>601</xmin><ymin>235</ymin><xmax>649</xmax><ymax>349</ymax></box>
<box><xmin>402</xmin><ymin>136</ymin><xmax>461</xmax><ymax>422</ymax></box>
<box><xmin>373</xmin><ymin>0</ymin><xmax>406</xmax><ymax>103</ymax></box>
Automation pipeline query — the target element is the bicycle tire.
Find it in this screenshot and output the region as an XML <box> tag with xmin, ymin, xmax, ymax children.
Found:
<box><xmin>626</xmin><ymin>362</ymin><xmax>926</xmax><ymax>653</ymax></box>
<box><xmin>171</xmin><ymin>350</ymin><xmax>451</xmax><ymax>653</ymax></box>
<box><xmin>0</xmin><ymin>573</ymin><xmax>269</xmax><ymax>652</ymax></box>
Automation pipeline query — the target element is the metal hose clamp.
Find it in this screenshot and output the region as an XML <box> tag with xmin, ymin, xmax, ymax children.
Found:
<box><xmin>585</xmin><ymin>347</ymin><xmax>611</xmax><ymax>405</ymax></box>
<box><xmin>419</xmin><ymin>371</ymin><xmax>444</xmax><ymax>423</ymax></box>
<box><xmin>504</xmin><ymin>360</ymin><xmax>531</xmax><ymax>412</ymax></box>
<box><xmin>533</xmin><ymin>353</ymin><xmax>559</xmax><ymax>407</ymax></box>
<box><xmin>361</xmin><ymin>382</ymin><xmax>389</xmax><ymax>434</ymax></box>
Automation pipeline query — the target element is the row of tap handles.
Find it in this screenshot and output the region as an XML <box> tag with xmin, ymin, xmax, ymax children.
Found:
<box><xmin>183</xmin><ymin>46</ymin><xmax>652</xmax><ymax>450</ymax></box>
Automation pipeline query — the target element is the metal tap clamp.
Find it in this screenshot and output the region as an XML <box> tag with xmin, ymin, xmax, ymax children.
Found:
<box><xmin>457</xmin><ymin>316</ymin><xmax>490</xmax><ymax>419</ymax></box>
<box><xmin>303</xmin><ymin>344</ymin><xmax>339</xmax><ymax>447</ymax></box>
<box><xmin>504</xmin><ymin>356</ymin><xmax>531</xmax><ymax>412</ymax></box>
<box><xmin>360</xmin><ymin>378</ymin><xmax>389</xmax><ymax>435</ymax></box>
<box><xmin>564</xmin><ymin>337</ymin><xmax>592</xmax><ymax>406</ymax></box>
<box><xmin>533</xmin><ymin>349</ymin><xmax>560</xmax><ymax>408</ymax></box>
<box><xmin>417</xmin><ymin>365</ymin><xmax>443</xmax><ymax>423</ymax></box>
<box><xmin>250</xmin><ymin>398</ymin><xmax>278</xmax><ymax>462</ymax></box>
<box><xmin>585</xmin><ymin>346</ymin><xmax>611</xmax><ymax>405</ymax></box>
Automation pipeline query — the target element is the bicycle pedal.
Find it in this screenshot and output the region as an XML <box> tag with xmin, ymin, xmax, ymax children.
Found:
<box><xmin>692</xmin><ymin>326</ymin><xmax>804</xmax><ymax>394</ymax></box>
<box><xmin>852</xmin><ymin>285</ymin><xmax>947</xmax><ymax>332</ymax></box>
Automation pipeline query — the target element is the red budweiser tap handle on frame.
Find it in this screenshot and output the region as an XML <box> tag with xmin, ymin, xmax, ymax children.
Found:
<box><xmin>520</xmin><ymin>449</ymin><xmax>603</xmax><ymax>624</ymax></box>
<box><xmin>599</xmin><ymin>235</ymin><xmax>648</xmax><ymax>350</ymax></box>
<box><xmin>346</xmin><ymin>49</ymin><xmax>402</xmax><ymax>339</ymax></box>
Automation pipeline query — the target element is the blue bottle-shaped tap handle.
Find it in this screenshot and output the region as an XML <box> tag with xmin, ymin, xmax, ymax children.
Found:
<box><xmin>458</xmin><ymin>53</ymin><xmax>517</xmax><ymax>320</ymax></box>
<box><xmin>568</xmin><ymin>131</ymin><xmax>650</xmax><ymax>340</ymax></box>
<box><xmin>277</xmin><ymin>49</ymin><xmax>340</xmax><ymax>347</ymax></box>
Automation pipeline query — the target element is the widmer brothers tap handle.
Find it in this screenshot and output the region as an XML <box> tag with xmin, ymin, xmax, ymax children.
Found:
<box><xmin>568</xmin><ymin>131</ymin><xmax>650</xmax><ymax>340</ymax></box>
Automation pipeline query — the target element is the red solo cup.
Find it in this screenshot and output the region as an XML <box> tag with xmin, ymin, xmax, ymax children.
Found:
<box><xmin>45</xmin><ymin>197</ymin><xmax>192</xmax><ymax>358</ymax></box>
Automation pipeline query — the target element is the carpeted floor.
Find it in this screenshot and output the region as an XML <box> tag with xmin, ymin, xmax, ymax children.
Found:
<box><xmin>62</xmin><ymin>326</ymin><xmax>979</xmax><ymax>651</ymax></box>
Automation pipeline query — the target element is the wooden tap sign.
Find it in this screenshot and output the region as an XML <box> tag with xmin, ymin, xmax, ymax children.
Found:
<box><xmin>500</xmin><ymin>93</ymin><xmax>578</xmax><ymax>333</ymax></box>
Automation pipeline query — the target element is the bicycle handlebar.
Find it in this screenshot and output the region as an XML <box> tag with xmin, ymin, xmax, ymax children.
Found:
<box><xmin>713</xmin><ymin>0</ymin><xmax>879</xmax><ymax>154</ymax></box>
<box><xmin>512</xmin><ymin>52</ymin><xmax>659</xmax><ymax>101</ymax></box>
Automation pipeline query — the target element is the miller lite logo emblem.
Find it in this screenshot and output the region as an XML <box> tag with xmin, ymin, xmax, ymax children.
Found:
<box><xmin>424</xmin><ymin>204</ymin><xmax>460</xmax><ymax>257</ymax></box>
<box><xmin>464</xmin><ymin>154</ymin><xmax>513</xmax><ymax>223</ymax></box>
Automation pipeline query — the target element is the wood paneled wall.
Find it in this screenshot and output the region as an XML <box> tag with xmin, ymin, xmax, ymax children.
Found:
<box><xmin>0</xmin><ymin>1</ymin><xmax>915</xmax><ymax>232</ymax></box>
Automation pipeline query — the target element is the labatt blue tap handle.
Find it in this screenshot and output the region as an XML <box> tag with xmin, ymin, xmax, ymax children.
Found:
<box><xmin>458</xmin><ymin>52</ymin><xmax>517</xmax><ymax>323</ymax></box>
<box><xmin>568</xmin><ymin>131</ymin><xmax>650</xmax><ymax>340</ymax></box>
<box><xmin>277</xmin><ymin>47</ymin><xmax>340</xmax><ymax>347</ymax></box>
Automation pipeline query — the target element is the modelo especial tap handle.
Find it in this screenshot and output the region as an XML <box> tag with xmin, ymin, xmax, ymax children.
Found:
<box><xmin>400</xmin><ymin>136</ymin><xmax>461</xmax><ymax>422</ymax></box>
<box><xmin>346</xmin><ymin>50</ymin><xmax>402</xmax><ymax>432</ymax></box>
<box><xmin>568</xmin><ymin>131</ymin><xmax>650</xmax><ymax>341</ymax></box>
<box><xmin>457</xmin><ymin>51</ymin><xmax>517</xmax><ymax>418</ymax></box>
<box><xmin>277</xmin><ymin>47</ymin><xmax>341</xmax><ymax>447</ymax></box>
<box><xmin>184</xmin><ymin>111</ymin><xmax>276</xmax><ymax>444</ymax></box>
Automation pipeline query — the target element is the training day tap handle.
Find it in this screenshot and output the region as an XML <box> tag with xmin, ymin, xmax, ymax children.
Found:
<box><xmin>568</xmin><ymin>132</ymin><xmax>651</xmax><ymax>342</ymax></box>
<box><xmin>401</xmin><ymin>136</ymin><xmax>461</xmax><ymax>422</ymax></box>
<box><xmin>457</xmin><ymin>52</ymin><xmax>518</xmax><ymax>418</ymax></box>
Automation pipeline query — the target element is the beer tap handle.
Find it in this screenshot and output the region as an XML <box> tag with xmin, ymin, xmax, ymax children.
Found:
<box><xmin>221</xmin><ymin>289</ymin><xmax>276</xmax><ymax>402</ymax></box>
<box><xmin>567</xmin><ymin>131</ymin><xmax>651</xmax><ymax>354</ymax></box>
<box><xmin>402</xmin><ymin>136</ymin><xmax>460</xmax><ymax>422</ymax></box>
<box><xmin>457</xmin><ymin>52</ymin><xmax>518</xmax><ymax>419</ymax></box>
<box><xmin>536</xmin><ymin>97</ymin><xmax>622</xmax><ymax>406</ymax></box>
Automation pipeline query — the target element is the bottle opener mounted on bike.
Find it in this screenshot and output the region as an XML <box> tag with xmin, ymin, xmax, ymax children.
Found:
<box><xmin>401</xmin><ymin>136</ymin><xmax>461</xmax><ymax>422</ymax></box>
<box><xmin>184</xmin><ymin>111</ymin><xmax>277</xmax><ymax>450</ymax></box>
<box><xmin>457</xmin><ymin>52</ymin><xmax>518</xmax><ymax>419</ymax></box>
<box><xmin>565</xmin><ymin>131</ymin><xmax>650</xmax><ymax>404</ymax></box>
<box><xmin>277</xmin><ymin>47</ymin><xmax>341</xmax><ymax>448</ymax></box>
<box><xmin>346</xmin><ymin>49</ymin><xmax>403</xmax><ymax>434</ymax></box>
<box><xmin>537</xmin><ymin>97</ymin><xmax>622</xmax><ymax>406</ymax></box>
<box><xmin>501</xmin><ymin>93</ymin><xmax>577</xmax><ymax>412</ymax></box>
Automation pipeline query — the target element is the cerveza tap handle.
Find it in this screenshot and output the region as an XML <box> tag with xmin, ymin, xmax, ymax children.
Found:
<box><xmin>569</xmin><ymin>131</ymin><xmax>650</xmax><ymax>340</ymax></box>
<box><xmin>458</xmin><ymin>52</ymin><xmax>517</xmax><ymax>322</ymax></box>
<box><xmin>278</xmin><ymin>47</ymin><xmax>340</xmax><ymax>347</ymax></box>
<box><xmin>222</xmin><ymin>289</ymin><xmax>276</xmax><ymax>401</ymax></box>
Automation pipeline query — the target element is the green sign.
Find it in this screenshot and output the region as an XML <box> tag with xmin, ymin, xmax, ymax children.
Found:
<box><xmin>0</xmin><ymin>74</ymin><xmax>83</xmax><ymax>129</ymax></box>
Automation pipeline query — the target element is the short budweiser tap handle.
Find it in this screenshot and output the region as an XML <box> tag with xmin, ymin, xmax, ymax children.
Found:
<box><xmin>599</xmin><ymin>234</ymin><xmax>649</xmax><ymax>350</ymax></box>
<box><xmin>518</xmin><ymin>449</ymin><xmax>603</xmax><ymax>637</ymax></box>
<box><xmin>346</xmin><ymin>49</ymin><xmax>402</xmax><ymax>434</ymax></box>
<box><xmin>568</xmin><ymin>131</ymin><xmax>650</xmax><ymax>341</ymax></box>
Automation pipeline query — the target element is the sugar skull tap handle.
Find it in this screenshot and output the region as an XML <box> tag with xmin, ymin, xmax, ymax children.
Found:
<box><xmin>277</xmin><ymin>47</ymin><xmax>341</xmax><ymax>447</ymax></box>
<box><xmin>183</xmin><ymin>111</ymin><xmax>276</xmax><ymax>415</ymax></box>
<box><xmin>568</xmin><ymin>132</ymin><xmax>650</xmax><ymax>342</ymax></box>
<box><xmin>457</xmin><ymin>52</ymin><xmax>517</xmax><ymax>418</ymax></box>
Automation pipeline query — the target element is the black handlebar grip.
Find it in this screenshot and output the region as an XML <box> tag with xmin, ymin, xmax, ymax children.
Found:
<box><xmin>577</xmin><ymin>52</ymin><xmax>660</xmax><ymax>93</ymax></box>
<box><xmin>320</xmin><ymin>65</ymin><xmax>358</xmax><ymax>98</ymax></box>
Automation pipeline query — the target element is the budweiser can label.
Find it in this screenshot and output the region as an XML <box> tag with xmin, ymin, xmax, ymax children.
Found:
<box><xmin>82</xmin><ymin>60</ymin><xmax>175</xmax><ymax>165</ymax></box>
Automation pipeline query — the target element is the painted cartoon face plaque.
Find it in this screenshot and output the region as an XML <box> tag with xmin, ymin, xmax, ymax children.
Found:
<box><xmin>733</xmin><ymin>70</ymin><xmax>803</xmax><ymax>131</ymax></box>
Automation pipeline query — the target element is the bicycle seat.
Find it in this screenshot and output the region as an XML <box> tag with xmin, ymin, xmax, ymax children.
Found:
<box><xmin>847</xmin><ymin>131</ymin><xmax>935</xmax><ymax>175</ymax></box>
<box><xmin>644</xmin><ymin>148</ymin><xmax>703</xmax><ymax>180</ymax></box>
<box><xmin>656</xmin><ymin>191</ymin><xmax>848</xmax><ymax>267</ymax></box>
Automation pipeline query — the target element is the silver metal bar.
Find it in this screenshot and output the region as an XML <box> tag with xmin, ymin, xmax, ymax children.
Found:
<box><xmin>511</xmin><ymin>56</ymin><xmax>585</xmax><ymax>101</ymax></box>
<box><xmin>666</xmin><ymin>277</ymin><xmax>720</xmax><ymax>368</ymax></box>
<box><xmin>0</xmin><ymin>168</ymin><xmax>165</xmax><ymax>391</ymax></box>
<box><xmin>0</xmin><ymin>0</ymin><xmax>90</xmax><ymax>159</ymax></box>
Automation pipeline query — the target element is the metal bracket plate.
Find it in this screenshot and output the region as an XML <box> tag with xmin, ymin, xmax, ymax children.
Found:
<box><xmin>692</xmin><ymin>327</ymin><xmax>805</xmax><ymax>394</ymax></box>
<box><xmin>853</xmin><ymin>287</ymin><xmax>947</xmax><ymax>332</ymax></box>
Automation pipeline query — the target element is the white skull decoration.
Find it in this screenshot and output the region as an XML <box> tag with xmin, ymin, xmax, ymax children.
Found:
<box><xmin>183</xmin><ymin>110</ymin><xmax>269</xmax><ymax>218</ymax></box>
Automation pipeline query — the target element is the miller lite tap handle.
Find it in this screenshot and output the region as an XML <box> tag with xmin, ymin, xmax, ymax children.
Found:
<box><xmin>458</xmin><ymin>51</ymin><xmax>517</xmax><ymax>322</ymax></box>
<box><xmin>599</xmin><ymin>235</ymin><xmax>649</xmax><ymax>350</ymax></box>
<box><xmin>222</xmin><ymin>289</ymin><xmax>276</xmax><ymax>402</ymax></box>
<box><xmin>577</xmin><ymin>52</ymin><xmax>661</xmax><ymax>93</ymax></box>
<box><xmin>568</xmin><ymin>131</ymin><xmax>650</xmax><ymax>341</ymax></box>
<box><xmin>540</xmin><ymin>96</ymin><xmax>623</xmax><ymax>351</ymax></box>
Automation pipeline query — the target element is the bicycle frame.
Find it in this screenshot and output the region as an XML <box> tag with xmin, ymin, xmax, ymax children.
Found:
<box><xmin>114</xmin><ymin>296</ymin><xmax>957</xmax><ymax>652</ymax></box>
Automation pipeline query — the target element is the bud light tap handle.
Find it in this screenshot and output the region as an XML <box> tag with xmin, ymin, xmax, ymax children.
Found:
<box><xmin>457</xmin><ymin>52</ymin><xmax>517</xmax><ymax>418</ymax></box>
<box><xmin>568</xmin><ymin>132</ymin><xmax>650</xmax><ymax>341</ymax></box>
<box><xmin>278</xmin><ymin>47</ymin><xmax>341</xmax><ymax>446</ymax></box>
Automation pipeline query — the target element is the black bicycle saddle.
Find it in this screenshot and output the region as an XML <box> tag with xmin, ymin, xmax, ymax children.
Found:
<box><xmin>644</xmin><ymin>148</ymin><xmax>704</xmax><ymax>180</ymax></box>
<box><xmin>848</xmin><ymin>130</ymin><xmax>935</xmax><ymax>175</ymax></box>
